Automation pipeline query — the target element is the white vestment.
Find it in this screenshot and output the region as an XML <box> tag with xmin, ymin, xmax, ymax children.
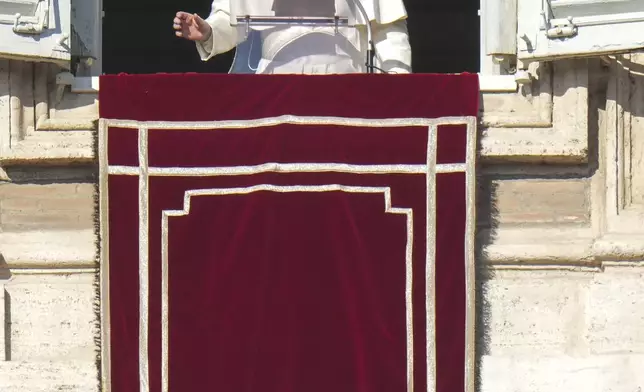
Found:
<box><xmin>195</xmin><ymin>0</ymin><xmax>412</xmax><ymax>74</ymax></box>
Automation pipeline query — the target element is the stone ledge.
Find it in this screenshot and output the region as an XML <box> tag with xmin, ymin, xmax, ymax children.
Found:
<box><xmin>0</xmin><ymin>132</ymin><xmax>94</xmax><ymax>165</ymax></box>
<box><xmin>479</xmin><ymin>127</ymin><xmax>588</xmax><ymax>164</ymax></box>
<box><xmin>593</xmin><ymin>234</ymin><xmax>644</xmax><ymax>261</ymax></box>
<box><xmin>481</xmin><ymin>227</ymin><xmax>644</xmax><ymax>267</ymax></box>
<box><xmin>37</xmin><ymin>118</ymin><xmax>96</xmax><ymax>131</ymax></box>
<box><xmin>481</xmin><ymin>226</ymin><xmax>596</xmax><ymax>265</ymax></box>
<box><xmin>2</xmin><ymin>227</ymin><xmax>642</xmax><ymax>271</ymax></box>
<box><xmin>0</xmin><ymin>230</ymin><xmax>96</xmax><ymax>268</ymax></box>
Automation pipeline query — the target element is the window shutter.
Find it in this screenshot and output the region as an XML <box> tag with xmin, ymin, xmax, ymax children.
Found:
<box><xmin>518</xmin><ymin>0</ymin><xmax>644</xmax><ymax>60</ymax></box>
<box><xmin>0</xmin><ymin>0</ymin><xmax>71</xmax><ymax>63</ymax></box>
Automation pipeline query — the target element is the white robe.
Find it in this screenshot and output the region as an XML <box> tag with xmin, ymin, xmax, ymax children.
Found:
<box><xmin>195</xmin><ymin>0</ymin><xmax>411</xmax><ymax>74</ymax></box>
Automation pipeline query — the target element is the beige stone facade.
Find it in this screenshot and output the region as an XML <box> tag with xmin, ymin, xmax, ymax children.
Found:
<box><xmin>0</xmin><ymin>55</ymin><xmax>643</xmax><ymax>391</ymax></box>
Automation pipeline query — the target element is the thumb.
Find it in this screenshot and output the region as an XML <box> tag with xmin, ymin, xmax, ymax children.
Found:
<box><xmin>193</xmin><ymin>13</ymin><xmax>203</xmax><ymax>27</ymax></box>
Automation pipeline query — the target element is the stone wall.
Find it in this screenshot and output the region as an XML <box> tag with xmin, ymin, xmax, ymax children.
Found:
<box><xmin>479</xmin><ymin>268</ymin><xmax>644</xmax><ymax>392</ymax></box>
<box><xmin>0</xmin><ymin>59</ymin><xmax>98</xmax><ymax>391</ymax></box>
<box><xmin>0</xmin><ymin>56</ymin><xmax>643</xmax><ymax>391</ymax></box>
<box><xmin>0</xmin><ymin>168</ymin><xmax>97</xmax><ymax>391</ymax></box>
<box><xmin>478</xmin><ymin>55</ymin><xmax>644</xmax><ymax>391</ymax></box>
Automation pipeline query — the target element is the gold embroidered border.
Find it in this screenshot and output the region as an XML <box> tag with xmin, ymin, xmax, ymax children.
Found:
<box><xmin>161</xmin><ymin>185</ymin><xmax>413</xmax><ymax>392</ymax></box>
<box><xmin>425</xmin><ymin>125</ymin><xmax>438</xmax><ymax>392</ymax></box>
<box><xmin>464</xmin><ymin>116</ymin><xmax>477</xmax><ymax>392</ymax></box>
<box><xmin>103</xmin><ymin>115</ymin><xmax>474</xmax><ymax>130</ymax></box>
<box><xmin>106</xmin><ymin>163</ymin><xmax>466</xmax><ymax>176</ymax></box>
<box><xmin>98</xmin><ymin>119</ymin><xmax>111</xmax><ymax>392</ymax></box>
<box><xmin>138</xmin><ymin>127</ymin><xmax>150</xmax><ymax>392</ymax></box>
<box><xmin>98</xmin><ymin>115</ymin><xmax>477</xmax><ymax>392</ymax></box>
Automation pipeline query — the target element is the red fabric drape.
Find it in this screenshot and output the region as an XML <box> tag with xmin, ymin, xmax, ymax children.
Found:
<box><xmin>100</xmin><ymin>73</ymin><xmax>478</xmax><ymax>392</ymax></box>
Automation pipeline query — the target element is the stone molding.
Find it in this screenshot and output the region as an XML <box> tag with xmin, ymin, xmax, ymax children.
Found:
<box><xmin>1</xmin><ymin>226</ymin><xmax>641</xmax><ymax>273</ymax></box>
<box><xmin>480</xmin><ymin>60</ymin><xmax>589</xmax><ymax>163</ymax></box>
<box><xmin>0</xmin><ymin>230</ymin><xmax>96</xmax><ymax>269</ymax></box>
<box><xmin>481</xmin><ymin>226</ymin><xmax>644</xmax><ymax>268</ymax></box>
<box><xmin>2</xmin><ymin>58</ymin><xmax>591</xmax><ymax>165</ymax></box>
<box><xmin>0</xmin><ymin>60</ymin><xmax>95</xmax><ymax>165</ymax></box>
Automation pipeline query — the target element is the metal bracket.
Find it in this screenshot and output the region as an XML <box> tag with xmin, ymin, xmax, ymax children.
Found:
<box><xmin>12</xmin><ymin>0</ymin><xmax>49</xmax><ymax>34</ymax></box>
<box><xmin>541</xmin><ymin>10</ymin><xmax>577</xmax><ymax>39</ymax></box>
<box><xmin>546</xmin><ymin>16</ymin><xmax>577</xmax><ymax>38</ymax></box>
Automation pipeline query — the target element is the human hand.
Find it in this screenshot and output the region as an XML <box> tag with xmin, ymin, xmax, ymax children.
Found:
<box><xmin>173</xmin><ymin>12</ymin><xmax>211</xmax><ymax>41</ymax></box>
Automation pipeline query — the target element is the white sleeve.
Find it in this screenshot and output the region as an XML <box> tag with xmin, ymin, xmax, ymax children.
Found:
<box><xmin>195</xmin><ymin>0</ymin><xmax>239</xmax><ymax>61</ymax></box>
<box><xmin>372</xmin><ymin>18</ymin><xmax>412</xmax><ymax>74</ymax></box>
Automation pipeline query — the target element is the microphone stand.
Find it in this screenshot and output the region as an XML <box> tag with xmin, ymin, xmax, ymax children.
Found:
<box><xmin>350</xmin><ymin>0</ymin><xmax>375</xmax><ymax>73</ymax></box>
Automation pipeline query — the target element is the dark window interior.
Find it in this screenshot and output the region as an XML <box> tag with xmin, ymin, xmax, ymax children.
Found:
<box><xmin>102</xmin><ymin>0</ymin><xmax>479</xmax><ymax>74</ymax></box>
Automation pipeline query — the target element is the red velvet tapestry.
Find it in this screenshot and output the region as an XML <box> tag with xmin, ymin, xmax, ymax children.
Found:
<box><xmin>98</xmin><ymin>73</ymin><xmax>478</xmax><ymax>392</ymax></box>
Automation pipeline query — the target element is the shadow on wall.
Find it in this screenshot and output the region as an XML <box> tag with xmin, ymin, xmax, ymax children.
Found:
<box><xmin>474</xmin><ymin>157</ymin><xmax>498</xmax><ymax>391</ymax></box>
<box><xmin>1</xmin><ymin>254</ymin><xmax>11</xmax><ymax>361</ymax></box>
<box><xmin>0</xmin><ymin>254</ymin><xmax>10</xmax><ymax>280</ymax></box>
<box><xmin>473</xmin><ymin>57</ymin><xmax>611</xmax><ymax>389</ymax></box>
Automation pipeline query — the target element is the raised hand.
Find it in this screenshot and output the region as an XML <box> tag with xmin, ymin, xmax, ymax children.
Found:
<box><xmin>173</xmin><ymin>12</ymin><xmax>211</xmax><ymax>41</ymax></box>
